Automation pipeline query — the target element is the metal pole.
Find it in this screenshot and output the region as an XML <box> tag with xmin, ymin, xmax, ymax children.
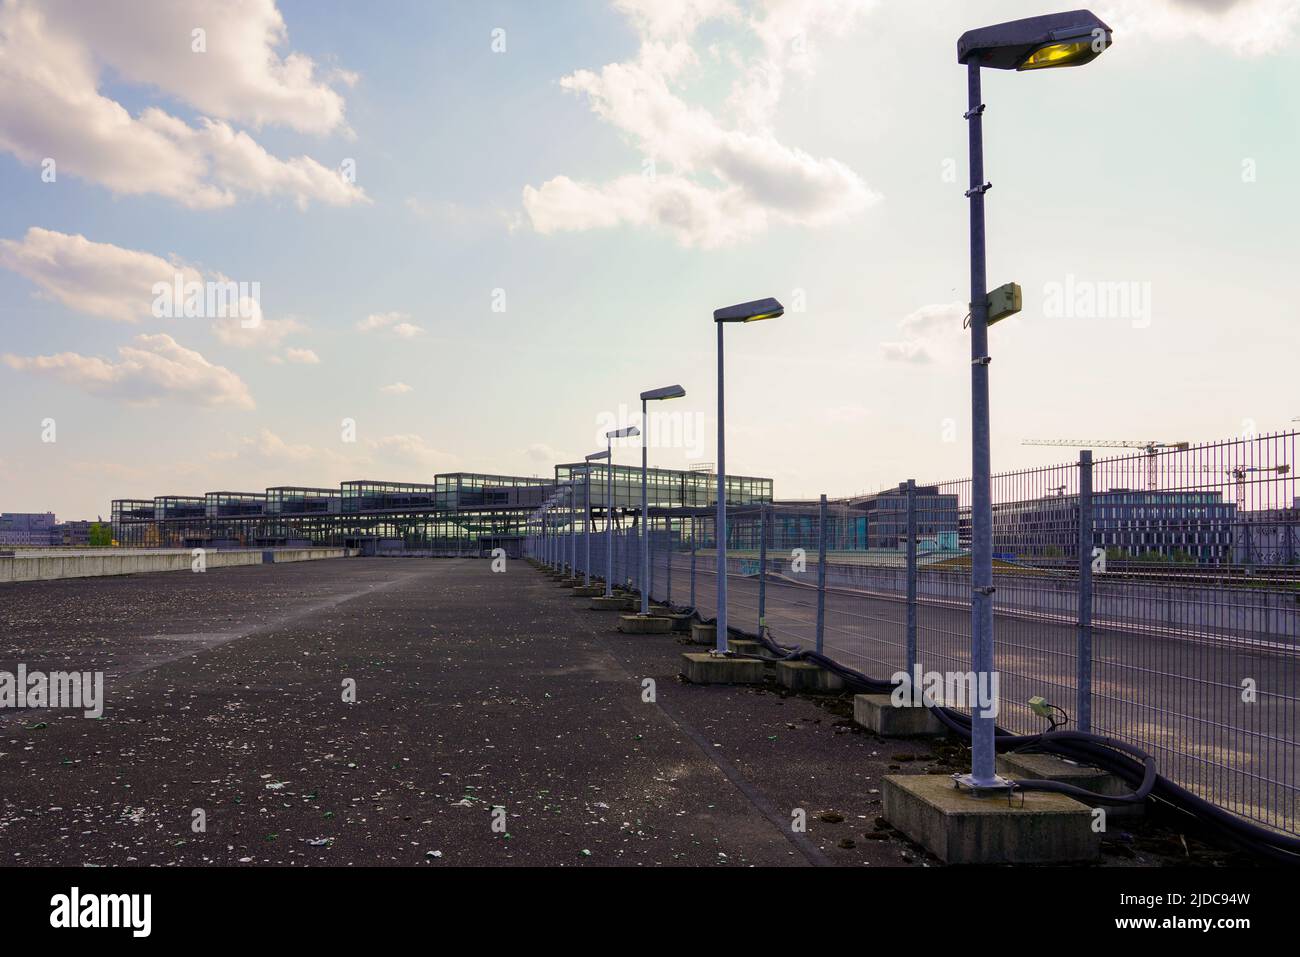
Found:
<box><xmin>1077</xmin><ymin>450</ymin><xmax>1094</xmax><ymax>733</ymax></box>
<box><xmin>905</xmin><ymin>479</ymin><xmax>918</xmax><ymax>675</ymax></box>
<box><xmin>604</xmin><ymin>442</ymin><xmax>613</xmax><ymax>597</ymax></box>
<box><xmin>648</xmin><ymin>513</ymin><xmax>656</xmax><ymax>604</ymax></box>
<box><xmin>666</xmin><ymin>514</ymin><xmax>672</xmax><ymax>605</ymax></box>
<box><xmin>584</xmin><ymin>467</ymin><xmax>592</xmax><ymax>587</ymax></box>
<box><xmin>690</xmin><ymin>515</ymin><xmax>697</xmax><ymax>608</ymax></box>
<box><xmin>965</xmin><ymin>61</ymin><xmax>999</xmax><ymax>789</ymax></box>
<box><xmin>816</xmin><ymin>493</ymin><xmax>827</xmax><ymax>654</ymax></box>
<box><xmin>640</xmin><ymin>398</ymin><xmax>649</xmax><ymax>615</ymax></box>
<box><xmin>715</xmin><ymin>320</ymin><xmax>728</xmax><ymax>654</ymax></box>
<box><xmin>758</xmin><ymin>502</ymin><xmax>768</xmax><ymax>632</ymax></box>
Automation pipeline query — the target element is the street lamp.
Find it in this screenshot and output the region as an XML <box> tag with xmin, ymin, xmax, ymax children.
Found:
<box><xmin>956</xmin><ymin>9</ymin><xmax>1112</xmax><ymax>792</ymax></box>
<box><xmin>638</xmin><ymin>384</ymin><xmax>687</xmax><ymax>615</ymax></box>
<box><xmin>713</xmin><ymin>297</ymin><xmax>783</xmax><ymax>655</ymax></box>
<box><xmin>604</xmin><ymin>425</ymin><xmax>640</xmax><ymax>597</ymax></box>
<box><xmin>583</xmin><ymin>449</ymin><xmax>609</xmax><ymax>587</ymax></box>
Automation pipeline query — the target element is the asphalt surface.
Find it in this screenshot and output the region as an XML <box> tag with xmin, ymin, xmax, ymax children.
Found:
<box><xmin>0</xmin><ymin>558</ymin><xmax>941</xmax><ymax>866</ymax></box>
<box><xmin>0</xmin><ymin>558</ymin><xmax>1252</xmax><ymax>866</ymax></box>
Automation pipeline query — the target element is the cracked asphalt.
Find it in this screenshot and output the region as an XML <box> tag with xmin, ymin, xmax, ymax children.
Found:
<box><xmin>0</xmin><ymin>557</ymin><xmax>1248</xmax><ymax>866</ymax></box>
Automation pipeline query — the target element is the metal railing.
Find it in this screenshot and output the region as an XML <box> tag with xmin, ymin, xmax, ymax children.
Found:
<box><xmin>524</xmin><ymin>430</ymin><xmax>1300</xmax><ymax>839</ymax></box>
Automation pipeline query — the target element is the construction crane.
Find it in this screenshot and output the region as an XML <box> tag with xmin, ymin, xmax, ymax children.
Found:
<box><xmin>1226</xmin><ymin>464</ymin><xmax>1290</xmax><ymax>509</ymax></box>
<box><xmin>1022</xmin><ymin>439</ymin><xmax>1190</xmax><ymax>491</ymax></box>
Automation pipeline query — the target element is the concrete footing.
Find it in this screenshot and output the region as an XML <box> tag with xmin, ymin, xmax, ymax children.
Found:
<box><xmin>996</xmin><ymin>752</ymin><xmax>1143</xmax><ymax>816</ymax></box>
<box><xmin>589</xmin><ymin>596</ymin><xmax>637</xmax><ymax>611</ymax></box>
<box><xmin>853</xmin><ymin>694</ymin><xmax>947</xmax><ymax>738</ymax></box>
<box><xmin>679</xmin><ymin>653</ymin><xmax>766</xmax><ymax>685</ymax></box>
<box><xmin>668</xmin><ymin>613</ymin><xmax>693</xmax><ymax>633</ymax></box>
<box><xmin>727</xmin><ymin>639</ymin><xmax>766</xmax><ymax>658</ymax></box>
<box><xmin>618</xmin><ymin>615</ymin><xmax>673</xmax><ymax>634</ymax></box>
<box><xmin>776</xmin><ymin>660</ymin><xmax>844</xmax><ymax>692</ymax></box>
<box><xmin>688</xmin><ymin>622</ymin><xmax>716</xmax><ymax>645</ymax></box>
<box><xmin>571</xmin><ymin>585</ymin><xmax>603</xmax><ymax>597</ymax></box>
<box><xmin>882</xmin><ymin>773</ymin><xmax>1099</xmax><ymax>864</ymax></box>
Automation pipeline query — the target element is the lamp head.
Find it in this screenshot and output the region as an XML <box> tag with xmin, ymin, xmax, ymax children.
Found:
<box><xmin>958</xmin><ymin>9</ymin><xmax>1111</xmax><ymax>71</ymax></box>
<box><xmin>713</xmin><ymin>297</ymin><xmax>784</xmax><ymax>323</ymax></box>
<box><xmin>640</xmin><ymin>384</ymin><xmax>687</xmax><ymax>402</ymax></box>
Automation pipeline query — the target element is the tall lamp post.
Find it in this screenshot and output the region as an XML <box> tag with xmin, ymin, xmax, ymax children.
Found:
<box><xmin>603</xmin><ymin>425</ymin><xmax>640</xmax><ymax>597</ymax></box>
<box><xmin>956</xmin><ymin>9</ymin><xmax>1112</xmax><ymax>791</ymax></box>
<box><xmin>638</xmin><ymin>385</ymin><xmax>687</xmax><ymax>615</ymax></box>
<box><xmin>712</xmin><ymin>297</ymin><xmax>784</xmax><ymax>655</ymax></box>
<box><xmin>583</xmin><ymin>449</ymin><xmax>609</xmax><ymax>587</ymax></box>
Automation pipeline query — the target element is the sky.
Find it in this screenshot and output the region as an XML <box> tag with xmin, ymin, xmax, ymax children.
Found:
<box><xmin>1</xmin><ymin>0</ymin><xmax>1297</xmax><ymax>519</ymax></box>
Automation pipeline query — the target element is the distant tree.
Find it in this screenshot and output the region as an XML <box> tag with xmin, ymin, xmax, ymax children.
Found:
<box><xmin>88</xmin><ymin>522</ymin><xmax>112</xmax><ymax>547</ymax></box>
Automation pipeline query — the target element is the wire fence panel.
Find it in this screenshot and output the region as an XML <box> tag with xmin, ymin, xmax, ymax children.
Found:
<box><xmin>524</xmin><ymin>431</ymin><xmax>1299</xmax><ymax>838</ymax></box>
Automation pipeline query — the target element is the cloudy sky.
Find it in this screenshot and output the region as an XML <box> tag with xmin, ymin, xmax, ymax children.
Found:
<box><xmin>1</xmin><ymin>0</ymin><xmax>1297</xmax><ymax>518</ymax></box>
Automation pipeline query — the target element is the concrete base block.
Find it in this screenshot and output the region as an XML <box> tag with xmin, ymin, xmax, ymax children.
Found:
<box><xmin>558</xmin><ymin>578</ymin><xmax>582</xmax><ymax>587</ymax></box>
<box><xmin>776</xmin><ymin>660</ymin><xmax>844</xmax><ymax>692</ymax></box>
<box><xmin>648</xmin><ymin>604</ymin><xmax>671</xmax><ymax>615</ymax></box>
<box><xmin>572</xmin><ymin>585</ymin><xmax>603</xmax><ymax>597</ymax></box>
<box><xmin>668</xmin><ymin>613</ymin><xmax>693</xmax><ymax>633</ymax></box>
<box><xmin>997</xmin><ymin>752</ymin><xmax>1144</xmax><ymax>817</ymax></box>
<box><xmin>853</xmin><ymin>694</ymin><xmax>947</xmax><ymax>738</ymax></box>
<box><xmin>883</xmin><ymin>773</ymin><xmax>1099</xmax><ymax>864</ymax></box>
<box><xmin>589</xmin><ymin>596</ymin><xmax>637</xmax><ymax>611</ymax></box>
<box><xmin>679</xmin><ymin>653</ymin><xmax>766</xmax><ymax>685</ymax></box>
<box><xmin>727</xmin><ymin>639</ymin><xmax>767</xmax><ymax>658</ymax></box>
<box><xmin>618</xmin><ymin>615</ymin><xmax>673</xmax><ymax>634</ymax></box>
<box><xmin>689</xmin><ymin>622</ymin><xmax>716</xmax><ymax>645</ymax></box>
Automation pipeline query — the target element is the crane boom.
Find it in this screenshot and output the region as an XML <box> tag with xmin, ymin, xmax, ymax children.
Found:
<box><xmin>1022</xmin><ymin>439</ymin><xmax>1191</xmax><ymax>490</ymax></box>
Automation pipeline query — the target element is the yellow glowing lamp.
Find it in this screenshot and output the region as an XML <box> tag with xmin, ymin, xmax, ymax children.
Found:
<box><xmin>1018</xmin><ymin>39</ymin><xmax>1099</xmax><ymax>70</ymax></box>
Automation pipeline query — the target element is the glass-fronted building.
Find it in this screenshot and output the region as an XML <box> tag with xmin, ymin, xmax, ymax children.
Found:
<box><xmin>112</xmin><ymin>465</ymin><xmax>775</xmax><ymax>555</ymax></box>
<box><xmin>991</xmin><ymin>489</ymin><xmax>1237</xmax><ymax>563</ymax></box>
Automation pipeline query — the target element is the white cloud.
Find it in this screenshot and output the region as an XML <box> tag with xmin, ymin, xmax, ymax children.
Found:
<box><xmin>881</xmin><ymin>302</ymin><xmax>966</xmax><ymax>365</ymax></box>
<box><xmin>284</xmin><ymin>347</ymin><xmax>319</xmax><ymax>364</ymax></box>
<box><xmin>1101</xmin><ymin>0</ymin><xmax>1300</xmax><ymax>56</ymax></box>
<box><xmin>236</xmin><ymin>428</ymin><xmax>341</xmax><ymax>464</ymax></box>
<box><xmin>613</xmin><ymin>0</ymin><xmax>739</xmax><ymax>38</ymax></box>
<box><xmin>0</xmin><ymin>228</ymin><xmax>306</xmax><ymax>351</ymax></box>
<box><xmin>40</xmin><ymin>0</ymin><xmax>350</xmax><ymax>133</ymax></box>
<box><xmin>356</xmin><ymin>311</ymin><xmax>424</xmax><ymax>338</ymax></box>
<box><xmin>213</xmin><ymin>315</ymin><xmax>305</xmax><ymax>348</ymax></box>
<box><xmin>522</xmin><ymin>0</ymin><xmax>878</xmax><ymax>248</ymax></box>
<box><xmin>3</xmin><ymin>333</ymin><xmax>255</xmax><ymax>409</ymax></box>
<box><xmin>380</xmin><ymin>381</ymin><xmax>413</xmax><ymax>394</ymax></box>
<box><xmin>0</xmin><ymin>227</ymin><xmax>200</xmax><ymax>323</ymax></box>
<box><xmin>0</xmin><ymin>0</ymin><xmax>367</xmax><ymax>209</ymax></box>
<box><xmin>368</xmin><ymin>434</ymin><xmax>460</xmax><ymax>473</ymax></box>
<box><xmin>525</xmin><ymin>442</ymin><xmax>562</xmax><ymax>462</ymax></box>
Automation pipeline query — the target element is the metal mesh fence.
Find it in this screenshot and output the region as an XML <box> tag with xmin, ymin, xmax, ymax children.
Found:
<box><xmin>526</xmin><ymin>431</ymin><xmax>1300</xmax><ymax>839</ymax></box>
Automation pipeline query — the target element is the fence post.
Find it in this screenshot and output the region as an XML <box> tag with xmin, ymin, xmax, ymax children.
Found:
<box><xmin>648</xmin><ymin>515</ymin><xmax>656</xmax><ymax>603</ymax></box>
<box><xmin>816</xmin><ymin>493</ymin><xmax>827</xmax><ymax>654</ymax></box>
<box><xmin>1077</xmin><ymin>450</ymin><xmax>1094</xmax><ymax>733</ymax></box>
<box><xmin>666</xmin><ymin>516</ymin><xmax>672</xmax><ymax>605</ymax></box>
<box><xmin>758</xmin><ymin>503</ymin><xmax>768</xmax><ymax>633</ymax></box>
<box><xmin>905</xmin><ymin>479</ymin><xmax>918</xmax><ymax>675</ymax></box>
<box><xmin>690</xmin><ymin>515</ymin><xmax>697</xmax><ymax>608</ymax></box>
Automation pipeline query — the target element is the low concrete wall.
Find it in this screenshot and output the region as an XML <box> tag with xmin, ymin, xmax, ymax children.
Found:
<box><xmin>0</xmin><ymin>547</ymin><xmax>356</xmax><ymax>583</ymax></box>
